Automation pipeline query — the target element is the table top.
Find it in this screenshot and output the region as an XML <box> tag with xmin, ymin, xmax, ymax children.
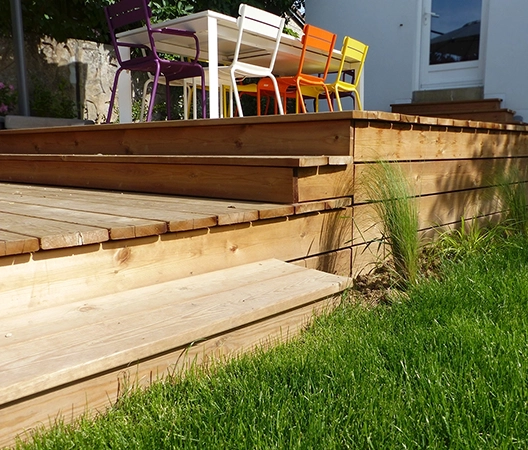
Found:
<box><xmin>117</xmin><ymin>10</ymin><xmax>359</xmax><ymax>77</ymax></box>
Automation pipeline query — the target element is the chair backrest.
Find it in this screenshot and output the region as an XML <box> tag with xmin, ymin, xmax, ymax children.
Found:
<box><xmin>105</xmin><ymin>0</ymin><xmax>157</xmax><ymax>65</ymax></box>
<box><xmin>231</xmin><ymin>3</ymin><xmax>286</xmax><ymax>72</ymax></box>
<box><xmin>296</xmin><ymin>23</ymin><xmax>337</xmax><ymax>80</ymax></box>
<box><xmin>336</xmin><ymin>36</ymin><xmax>369</xmax><ymax>87</ymax></box>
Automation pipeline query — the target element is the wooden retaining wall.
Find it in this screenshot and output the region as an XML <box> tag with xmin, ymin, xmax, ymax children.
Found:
<box><xmin>1</xmin><ymin>111</ymin><xmax>528</xmax><ymax>445</ymax></box>
<box><xmin>350</xmin><ymin>112</ymin><xmax>528</xmax><ymax>272</ymax></box>
<box><xmin>1</xmin><ymin>111</ymin><xmax>528</xmax><ymax>274</ymax></box>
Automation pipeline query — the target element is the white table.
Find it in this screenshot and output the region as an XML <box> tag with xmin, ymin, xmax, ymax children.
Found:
<box><xmin>116</xmin><ymin>10</ymin><xmax>358</xmax><ymax>121</ymax></box>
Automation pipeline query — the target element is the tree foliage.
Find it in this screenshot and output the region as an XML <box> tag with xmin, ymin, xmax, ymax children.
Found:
<box><xmin>0</xmin><ymin>0</ymin><xmax>304</xmax><ymax>43</ymax></box>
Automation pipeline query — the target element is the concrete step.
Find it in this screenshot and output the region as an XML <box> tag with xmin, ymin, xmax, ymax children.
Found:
<box><xmin>391</xmin><ymin>99</ymin><xmax>517</xmax><ymax>123</ymax></box>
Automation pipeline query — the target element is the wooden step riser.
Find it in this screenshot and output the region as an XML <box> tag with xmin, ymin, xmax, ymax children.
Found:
<box><xmin>391</xmin><ymin>99</ymin><xmax>516</xmax><ymax>124</ymax></box>
<box><xmin>0</xmin><ymin>210</ymin><xmax>352</xmax><ymax>317</ymax></box>
<box><xmin>0</xmin><ymin>259</ymin><xmax>349</xmax><ymax>446</ymax></box>
<box><xmin>0</xmin><ymin>295</ymin><xmax>339</xmax><ymax>447</ymax></box>
<box><xmin>0</xmin><ymin>117</ymin><xmax>353</xmax><ymax>156</ymax></box>
<box><xmin>431</xmin><ymin>111</ymin><xmax>515</xmax><ymax>123</ymax></box>
<box><xmin>0</xmin><ymin>160</ymin><xmax>352</xmax><ymax>203</ymax></box>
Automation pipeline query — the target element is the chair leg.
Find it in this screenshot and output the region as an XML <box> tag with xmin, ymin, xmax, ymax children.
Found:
<box><xmin>322</xmin><ymin>85</ymin><xmax>334</xmax><ymax>112</ymax></box>
<box><xmin>106</xmin><ymin>68</ymin><xmax>123</xmax><ymax>124</ymax></box>
<box><xmin>146</xmin><ymin>67</ymin><xmax>161</xmax><ymax>122</ymax></box>
<box><xmin>354</xmin><ymin>89</ymin><xmax>363</xmax><ymax>110</ymax></box>
<box><xmin>231</xmin><ymin>71</ymin><xmax>243</xmax><ymax>118</ymax></box>
<box><xmin>269</xmin><ymin>75</ymin><xmax>284</xmax><ymax>115</ymax></box>
<box><xmin>192</xmin><ymin>78</ymin><xmax>198</xmax><ymax>120</ymax></box>
<box><xmin>199</xmin><ymin>70</ymin><xmax>207</xmax><ymax>119</ymax></box>
<box><xmin>296</xmin><ymin>81</ymin><xmax>307</xmax><ymax>114</ymax></box>
<box><xmin>165</xmin><ymin>76</ymin><xmax>172</xmax><ymax>121</ymax></box>
<box><xmin>335</xmin><ymin>88</ymin><xmax>343</xmax><ymax>112</ymax></box>
<box><xmin>140</xmin><ymin>78</ymin><xmax>153</xmax><ymax>122</ymax></box>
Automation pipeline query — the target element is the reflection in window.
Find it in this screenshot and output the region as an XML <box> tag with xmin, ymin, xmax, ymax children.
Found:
<box><xmin>429</xmin><ymin>0</ymin><xmax>482</xmax><ymax>65</ymax></box>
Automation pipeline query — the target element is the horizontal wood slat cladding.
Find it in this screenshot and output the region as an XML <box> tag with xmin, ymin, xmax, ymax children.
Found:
<box><xmin>354</xmin><ymin>158</ymin><xmax>528</xmax><ymax>202</ymax></box>
<box><xmin>353</xmin><ymin>120</ymin><xmax>528</xmax><ymax>161</ymax></box>
<box><xmin>0</xmin><ymin>160</ymin><xmax>296</xmax><ymax>203</ymax></box>
<box><xmin>0</xmin><ymin>210</ymin><xmax>351</xmax><ymax>317</ymax></box>
<box><xmin>0</xmin><ymin>116</ymin><xmax>353</xmax><ymax>156</ymax></box>
<box><xmin>353</xmin><ymin>187</ymin><xmax>504</xmax><ymax>245</ymax></box>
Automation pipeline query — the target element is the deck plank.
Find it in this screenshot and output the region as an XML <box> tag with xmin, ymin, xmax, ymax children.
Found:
<box><xmin>0</xmin><ymin>211</ymin><xmax>109</xmax><ymax>250</ymax></box>
<box><xmin>0</xmin><ymin>230</ymin><xmax>40</xmax><ymax>256</ymax></box>
<box><xmin>0</xmin><ymin>184</ymin><xmax>219</xmax><ymax>232</ymax></box>
<box><xmin>0</xmin><ymin>183</ymin><xmax>295</xmax><ymax>227</ymax></box>
<box><xmin>0</xmin><ymin>259</ymin><xmax>349</xmax><ymax>405</ymax></box>
<box><xmin>0</xmin><ymin>200</ymin><xmax>167</xmax><ymax>240</ymax></box>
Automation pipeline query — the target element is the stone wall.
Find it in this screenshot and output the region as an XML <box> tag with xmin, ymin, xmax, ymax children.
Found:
<box><xmin>0</xmin><ymin>37</ymin><xmax>117</xmax><ymax>123</ymax></box>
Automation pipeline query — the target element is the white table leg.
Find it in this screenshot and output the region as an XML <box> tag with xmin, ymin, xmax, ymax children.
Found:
<box><xmin>207</xmin><ymin>15</ymin><xmax>219</xmax><ymax>119</ymax></box>
<box><xmin>117</xmin><ymin>47</ymin><xmax>133</xmax><ymax>123</ymax></box>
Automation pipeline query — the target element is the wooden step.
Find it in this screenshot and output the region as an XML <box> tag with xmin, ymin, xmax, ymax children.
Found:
<box><xmin>392</xmin><ymin>98</ymin><xmax>504</xmax><ymax>114</ymax></box>
<box><xmin>0</xmin><ymin>259</ymin><xmax>350</xmax><ymax>446</ymax></box>
<box><xmin>0</xmin><ymin>154</ymin><xmax>353</xmax><ymax>204</ymax></box>
<box><xmin>391</xmin><ymin>98</ymin><xmax>517</xmax><ymax>124</ymax></box>
<box><xmin>0</xmin><ymin>113</ymin><xmax>354</xmax><ymax>156</ymax></box>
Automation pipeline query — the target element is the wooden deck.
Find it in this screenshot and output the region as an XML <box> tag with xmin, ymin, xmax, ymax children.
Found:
<box><xmin>1</xmin><ymin>111</ymin><xmax>528</xmax><ymax>446</ymax></box>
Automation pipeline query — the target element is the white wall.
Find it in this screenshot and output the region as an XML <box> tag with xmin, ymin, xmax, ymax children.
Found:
<box><xmin>306</xmin><ymin>0</ymin><xmax>528</xmax><ymax>121</ymax></box>
<box><xmin>484</xmin><ymin>0</ymin><xmax>528</xmax><ymax>121</ymax></box>
<box><xmin>306</xmin><ymin>0</ymin><xmax>420</xmax><ymax>111</ymax></box>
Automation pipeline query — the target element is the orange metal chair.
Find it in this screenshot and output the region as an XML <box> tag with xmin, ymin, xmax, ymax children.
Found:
<box><xmin>257</xmin><ymin>24</ymin><xmax>337</xmax><ymax>114</ymax></box>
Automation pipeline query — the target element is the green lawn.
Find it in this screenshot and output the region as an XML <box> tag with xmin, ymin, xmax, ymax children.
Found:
<box><xmin>17</xmin><ymin>236</ymin><xmax>528</xmax><ymax>449</ymax></box>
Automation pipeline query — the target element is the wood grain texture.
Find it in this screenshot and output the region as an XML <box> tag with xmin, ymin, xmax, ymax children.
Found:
<box><xmin>353</xmin><ymin>187</ymin><xmax>502</xmax><ymax>245</ymax></box>
<box><xmin>0</xmin><ymin>160</ymin><xmax>297</xmax><ymax>203</ymax></box>
<box><xmin>0</xmin><ymin>115</ymin><xmax>353</xmax><ymax>156</ymax></box>
<box><xmin>0</xmin><ymin>259</ymin><xmax>349</xmax><ymax>404</ymax></box>
<box><xmin>353</xmin><ymin>121</ymin><xmax>528</xmax><ymax>161</ymax></box>
<box><xmin>354</xmin><ymin>158</ymin><xmax>528</xmax><ymax>202</ymax></box>
<box><xmin>0</xmin><ymin>154</ymin><xmax>352</xmax><ymax>167</ymax></box>
<box><xmin>0</xmin><ymin>210</ymin><xmax>351</xmax><ymax>316</ymax></box>
<box><xmin>0</xmin><ymin>295</ymin><xmax>340</xmax><ymax>448</ymax></box>
<box><xmin>0</xmin><ymin>183</ymin><xmax>294</xmax><ymax>229</ymax></box>
<box><xmin>0</xmin><ymin>231</ymin><xmax>39</xmax><ymax>256</ymax></box>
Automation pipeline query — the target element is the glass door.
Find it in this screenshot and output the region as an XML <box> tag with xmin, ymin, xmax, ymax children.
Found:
<box><xmin>419</xmin><ymin>0</ymin><xmax>486</xmax><ymax>90</ymax></box>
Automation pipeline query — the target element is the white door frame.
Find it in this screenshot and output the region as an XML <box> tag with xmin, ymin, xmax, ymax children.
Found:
<box><xmin>418</xmin><ymin>0</ymin><xmax>489</xmax><ymax>91</ymax></box>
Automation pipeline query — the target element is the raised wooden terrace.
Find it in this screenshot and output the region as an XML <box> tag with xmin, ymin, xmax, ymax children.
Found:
<box><xmin>1</xmin><ymin>111</ymin><xmax>528</xmax><ymax>446</ymax></box>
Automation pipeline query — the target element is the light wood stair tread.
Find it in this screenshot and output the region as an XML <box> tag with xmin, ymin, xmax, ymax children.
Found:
<box><xmin>0</xmin><ymin>259</ymin><xmax>350</xmax><ymax>405</ymax></box>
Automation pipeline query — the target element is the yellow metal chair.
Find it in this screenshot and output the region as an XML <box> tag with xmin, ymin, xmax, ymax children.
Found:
<box><xmin>313</xmin><ymin>36</ymin><xmax>368</xmax><ymax>111</ymax></box>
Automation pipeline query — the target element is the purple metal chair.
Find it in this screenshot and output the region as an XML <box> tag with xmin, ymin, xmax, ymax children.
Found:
<box><xmin>105</xmin><ymin>0</ymin><xmax>206</xmax><ymax>122</ymax></box>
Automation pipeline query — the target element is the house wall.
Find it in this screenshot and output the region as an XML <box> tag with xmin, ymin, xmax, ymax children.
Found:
<box><xmin>305</xmin><ymin>0</ymin><xmax>420</xmax><ymax>111</ymax></box>
<box><xmin>306</xmin><ymin>0</ymin><xmax>528</xmax><ymax>122</ymax></box>
<box><xmin>484</xmin><ymin>0</ymin><xmax>528</xmax><ymax>121</ymax></box>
